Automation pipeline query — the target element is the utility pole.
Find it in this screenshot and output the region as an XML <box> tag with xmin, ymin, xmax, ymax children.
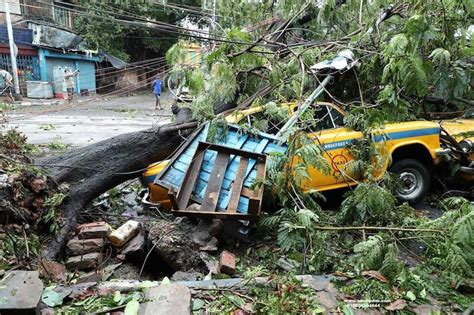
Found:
<box><xmin>5</xmin><ymin>2</ymin><xmax>20</xmax><ymax>95</ymax></box>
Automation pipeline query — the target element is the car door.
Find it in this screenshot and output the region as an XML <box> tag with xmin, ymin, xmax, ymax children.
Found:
<box><xmin>299</xmin><ymin>104</ymin><xmax>364</xmax><ymax>192</ymax></box>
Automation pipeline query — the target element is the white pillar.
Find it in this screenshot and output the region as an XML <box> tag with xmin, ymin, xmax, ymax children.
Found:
<box><xmin>5</xmin><ymin>2</ymin><xmax>20</xmax><ymax>95</ymax></box>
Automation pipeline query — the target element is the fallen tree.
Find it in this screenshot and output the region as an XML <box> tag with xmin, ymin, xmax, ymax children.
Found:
<box><xmin>39</xmin><ymin>121</ymin><xmax>193</xmax><ymax>259</ymax></box>
<box><xmin>5</xmin><ymin>0</ymin><xmax>471</xmax><ymax>262</ymax></box>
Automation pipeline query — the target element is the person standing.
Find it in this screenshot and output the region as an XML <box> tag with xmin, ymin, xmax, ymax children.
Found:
<box><xmin>64</xmin><ymin>69</ymin><xmax>79</xmax><ymax>104</ymax></box>
<box><xmin>0</xmin><ymin>69</ymin><xmax>14</xmax><ymax>103</ymax></box>
<box><xmin>152</xmin><ymin>75</ymin><xmax>163</xmax><ymax>110</ymax></box>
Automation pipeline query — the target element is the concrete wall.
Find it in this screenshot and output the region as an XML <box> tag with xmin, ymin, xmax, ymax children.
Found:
<box><xmin>0</xmin><ymin>0</ymin><xmax>22</xmax><ymax>24</ymax></box>
<box><xmin>0</xmin><ymin>0</ymin><xmax>21</xmax><ymax>15</ymax></box>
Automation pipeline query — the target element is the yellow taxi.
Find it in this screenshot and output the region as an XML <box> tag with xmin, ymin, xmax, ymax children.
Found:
<box><xmin>144</xmin><ymin>102</ymin><xmax>474</xmax><ymax>206</ymax></box>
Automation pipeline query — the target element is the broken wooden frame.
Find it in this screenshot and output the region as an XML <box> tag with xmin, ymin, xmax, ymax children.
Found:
<box><xmin>166</xmin><ymin>141</ymin><xmax>267</xmax><ymax>220</ymax></box>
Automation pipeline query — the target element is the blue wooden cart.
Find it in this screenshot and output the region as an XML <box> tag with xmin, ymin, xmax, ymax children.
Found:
<box><xmin>153</xmin><ymin>123</ymin><xmax>287</xmax><ymax>220</ymax></box>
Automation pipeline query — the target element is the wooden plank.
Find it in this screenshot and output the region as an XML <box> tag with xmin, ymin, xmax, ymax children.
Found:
<box><xmin>176</xmin><ymin>147</ymin><xmax>206</xmax><ymax>210</ymax></box>
<box><xmin>200</xmin><ymin>152</ymin><xmax>229</xmax><ymax>212</ymax></box>
<box><xmin>248</xmin><ymin>159</ymin><xmax>266</xmax><ymax>215</ymax></box>
<box><xmin>227</xmin><ymin>157</ymin><xmax>249</xmax><ymax>213</ymax></box>
<box><xmin>240</xmin><ymin>139</ymin><xmax>269</xmax><ymax>187</ymax></box>
<box><xmin>153</xmin><ymin>125</ymin><xmax>206</xmax><ymax>189</ymax></box>
<box><xmin>198</xmin><ymin>142</ymin><xmax>267</xmax><ymax>160</ymax></box>
<box><xmin>167</xmin><ymin>187</ymin><xmax>180</xmax><ymax>210</ymax></box>
<box><xmin>241</xmin><ymin>187</ymin><xmax>254</xmax><ymax>198</ymax></box>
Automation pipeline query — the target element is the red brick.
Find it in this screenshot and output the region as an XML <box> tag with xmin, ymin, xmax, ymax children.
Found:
<box><xmin>76</xmin><ymin>222</ymin><xmax>111</xmax><ymax>239</ymax></box>
<box><xmin>219</xmin><ymin>250</ymin><xmax>236</xmax><ymax>275</ymax></box>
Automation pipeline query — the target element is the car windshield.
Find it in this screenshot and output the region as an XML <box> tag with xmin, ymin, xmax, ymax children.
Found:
<box><xmin>301</xmin><ymin>104</ymin><xmax>345</xmax><ymax>132</ymax></box>
<box><xmin>239</xmin><ymin>103</ymin><xmax>345</xmax><ymax>135</ymax></box>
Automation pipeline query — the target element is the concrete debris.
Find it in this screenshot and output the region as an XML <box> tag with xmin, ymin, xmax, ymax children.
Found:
<box><xmin>65</xmin><ymin>252</ymin><xmax>103</xmax><ymax>271</ymax></box>
<box><xmin>0</xmin><ymin>271</ymin><xmax>44</xmax><ymax>313</ymax></box>
<box><xmin>66</xmin><ymin>237</ymin><xmax>105</xmax><ymax>255</ymax></box>
<box><xmin>139</xmin><ymin>284</ymin><xmax>191</xmax><ymax>315</ymax></box>
<box><xmin>77</xmin><ymin>222</ymin><xmax>111</xmax><ymax>239</ymax></box>
<box><xmin>120</xmin><ymin>231</ymin><xmax>145</xmax><ymax>255</ymax></box>
<box><xmin>298</xmin><ymin>275</ymin><xmax>335</xmax><ymax>291</ymax></box>
<box><xmin>171</xmin><ymin>271</ymin><xmax>199</xmax><ymax>282</ymax></box>
<box><xmin>218</xmin><ymin>250</ymin><xmax>236</xmax><ymax>275</ymax></box>
<box><xmin>316</xmin><ymin>291</ymin><xmax>338</xmax><ymax>312</ymax></box>
<box><xmin>109</xmin><ymin>220</ymin><xmax>141</xmax><ymax>247</ymax></box>
<box><xmin>0</xmin><ymin>174</ymin><xmax>9</xmax><ymax>188</ymax></box>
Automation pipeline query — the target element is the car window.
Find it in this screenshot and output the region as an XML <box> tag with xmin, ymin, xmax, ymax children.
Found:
<box><xmin>328</xmin><ymin>107</ymin><xmax>344</xmax><ymax>127</ymax></box>
<box><xmin>312</xmin><ymin>106</ymin><xmax>334</xmax><ymax>130</ymax></box>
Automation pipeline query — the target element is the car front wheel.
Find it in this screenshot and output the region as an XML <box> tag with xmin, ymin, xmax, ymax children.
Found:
<box><xmin>390</xmin><ymin>159</ymin><xmax>431</xmax><ymax>205</ymax></box>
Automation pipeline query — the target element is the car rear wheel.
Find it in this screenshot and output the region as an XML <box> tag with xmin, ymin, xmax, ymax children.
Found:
<box><xmin>390</xmin><ymin>159</ymin><xmax>431</xmax><ymax>205</ymax></box>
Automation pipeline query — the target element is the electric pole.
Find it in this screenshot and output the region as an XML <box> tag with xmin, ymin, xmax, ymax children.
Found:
<box><xmin>5</xmin><ymin>2</ymin><xmax>20</xmax><ymax>96</ymax></box>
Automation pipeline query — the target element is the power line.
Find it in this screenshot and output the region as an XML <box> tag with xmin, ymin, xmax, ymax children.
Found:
<box><xmin>7</xmin><ymin>53</ymin><xmax>204</xmax><ymax>122</ymax></box>
<box><xmin>18</xmin><ymin>2</ymin><xmax>278</xmax><ymax>49</ymax></box>
<box><xmin>6</xmin><ymin>61</ymin><xmax>172</xmax><ymax>122</ymax></box>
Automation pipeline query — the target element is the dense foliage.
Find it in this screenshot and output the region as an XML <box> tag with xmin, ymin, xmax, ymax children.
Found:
<box><xmin>168</xmin><ymin>0</ymin><xmax>472</xmax><ymax>121</ymax></box>
<box><xmin>164</xmin><ymin>0</ymin><xmax>474</xmax><ymax>311</ymax></box>
<box><xmin>73</xmin><ymin>0</ymin><xmax>203</xmax><ymax>61</ymax></box>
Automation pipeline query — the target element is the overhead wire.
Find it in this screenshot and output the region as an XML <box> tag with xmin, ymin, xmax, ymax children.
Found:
<box><xmin>18</xmin><ymin>2</ymin><xmax>279</xmax><ymax>49</ymax></box>
<box><xmin>7</xmin><ymin>54</ymin><xmax>203</xmax><ymax>122</ymax></box>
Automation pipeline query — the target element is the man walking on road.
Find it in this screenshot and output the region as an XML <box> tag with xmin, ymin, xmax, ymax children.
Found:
<box><xmin>152</xmin><ymin>75</ymin><xmax>163</xmax><ymax>110</ymax></box>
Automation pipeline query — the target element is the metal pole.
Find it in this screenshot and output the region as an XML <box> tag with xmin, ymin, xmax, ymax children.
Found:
<box><xmin>5</xmin><ymin>3</ymin><xmax>20</xmax><ymax>95</ymax></box>
<box><xmin>276</xmin><ymin>75</ymin><xmax>333</xmax><ymax>138</ymax></box>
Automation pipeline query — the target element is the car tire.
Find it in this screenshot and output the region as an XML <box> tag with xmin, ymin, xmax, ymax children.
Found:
<box><xmin>390</xmin><ymin>159</ymin><xmax>431</xmax><ymax>205</ymax></box>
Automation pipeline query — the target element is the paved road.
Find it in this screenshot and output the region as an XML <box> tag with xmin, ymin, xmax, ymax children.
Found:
<box><xmin>2</xmin><ymin>92</ymin><xmax>174</xmax><ymax>148</ymax></box>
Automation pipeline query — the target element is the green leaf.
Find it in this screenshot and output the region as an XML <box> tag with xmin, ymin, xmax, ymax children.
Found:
<box><xmin>161</xmin><ymin>277</ymin><xmax>171</xmax><ymax>285</ymax></box>
<box><xmin>113</xmin><ymin>291</ymin><xmax>122</xmax><ymax>303</ymax></box>
<box><xmin>124</xmin><ymin>299</ymin><xmax>140</xmax><ymax>315</ymax></box>
<box><xmin>226</xmin><ymin>294</ymin><xmax>245</xmax><ymax>308</ymax></box>
<box><xmin>41</xmin><ymin>286</ymin><xmax>64</xmax><ymax>307</ymax></box>
<box><xmin>192</xmin><ymin>298</ymin><xmax>205</xmax><ymax>311</ymax></box>
<box><xmin>405</xmin><ymin>291</ymin><xmax>416</xmax><ymax>301</ymax></box>
<box><xmin>420</xmin><ymin>288</ymin><xmax>427</xmax><ymax>299</ymax></box>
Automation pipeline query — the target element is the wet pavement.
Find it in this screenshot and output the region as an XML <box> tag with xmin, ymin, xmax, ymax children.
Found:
<box><xmin>2</xmin><ymin>92</ymin><xmax>174</xmax><ymax>147</ymax></box>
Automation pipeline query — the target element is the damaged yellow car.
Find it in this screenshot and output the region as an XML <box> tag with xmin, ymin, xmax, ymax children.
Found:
<box><xmin>143</xmin><ymin>102</ymin><xmax>474</xmax><ymax>207</ymax></box>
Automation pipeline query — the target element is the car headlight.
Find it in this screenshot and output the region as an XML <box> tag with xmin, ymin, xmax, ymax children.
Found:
<box><xmin>459</xmin><ymin>140</ymin><xmax>473</xmax><ymax>153</ymax></box>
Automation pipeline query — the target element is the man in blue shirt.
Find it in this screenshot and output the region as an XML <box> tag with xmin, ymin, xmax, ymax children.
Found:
<box><xmin>152</xmin><ymin>75</ymin><xmax>163</xmax><ymax>110</ymax></box>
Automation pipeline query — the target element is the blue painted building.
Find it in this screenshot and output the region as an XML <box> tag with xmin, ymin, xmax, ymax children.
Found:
<box><xmin>38</xmin><ymin>48</ymin><xmax>100</xmax><ymax>96</ymax></box>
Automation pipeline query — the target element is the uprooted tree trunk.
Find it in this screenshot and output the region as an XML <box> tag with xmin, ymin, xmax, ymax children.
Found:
<box><xmin>39</xmin><ymin>101</ymin><xmax>238</xmax><ymax>260</ymax></box>
<box><xmin>40</xmin><ymin>121</ymin><xmax>193</xmax><ymax>259</ymax></box>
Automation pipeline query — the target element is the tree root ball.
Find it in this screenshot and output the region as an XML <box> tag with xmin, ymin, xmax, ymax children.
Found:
<box><xmin>148</xmin><ymin>220</ymin><xmax>212</xmax><ymax>273</ymax></box>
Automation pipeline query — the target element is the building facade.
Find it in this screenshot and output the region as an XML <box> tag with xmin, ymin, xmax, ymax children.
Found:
<box><xmin>0</xmin><ymin>0</ymin><xmax>99</xmax><ymax>98</ymax></box>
